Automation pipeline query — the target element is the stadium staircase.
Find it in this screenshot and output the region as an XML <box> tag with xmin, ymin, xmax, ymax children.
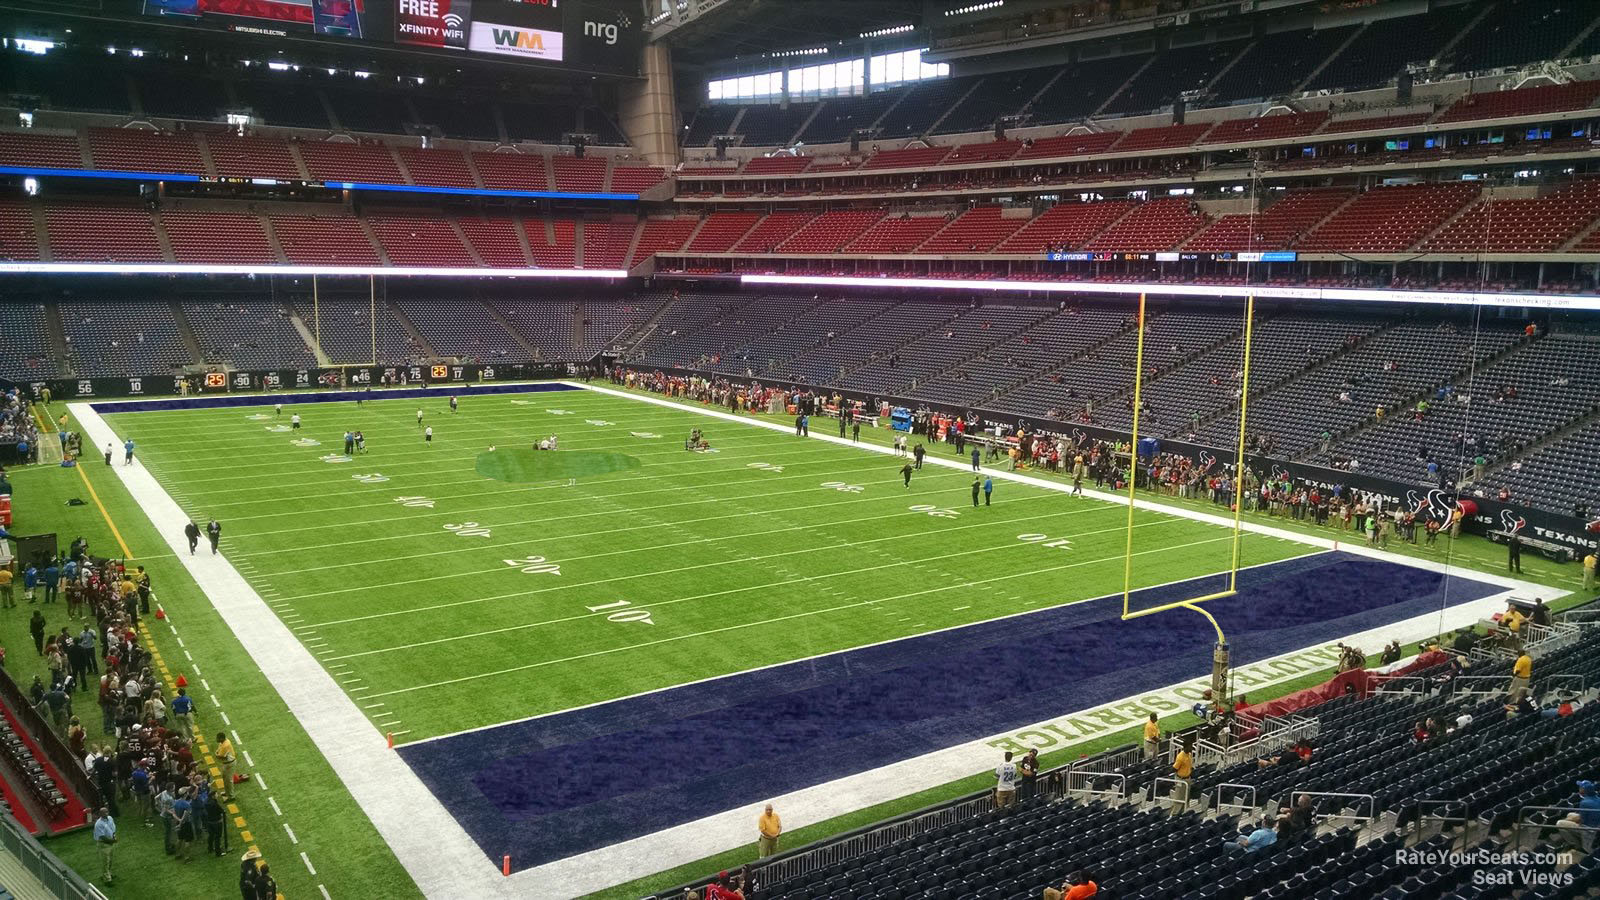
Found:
<box><xmin>39</xmin><ymin>305</ymin><xmax>68</xmax><ymax>373</ymax></box>
<box><xmin>355</xmin><ymin>219</ymin><xmax>391</xmax><ymax>266</ymax></box>
<box><xmin>287</xmin><ymin>311</ymin><xmax>334</xmax><ymax>366</ymax></box>
<box><xmin>148</xmin><ymin>209</ymin><xmax>177</xmax><ymax>263</ymax></box>
<box><xmin>825</xmin><ymin>306</ymin><xmax>966</xmax><ymax>387</ymax></box>
<box><xmin>1290</xmin><ymin>23</ymin><xmax>1369</xmax><ymax>93</ymax></box>
<box><xmin>168</xmin><ymin>301</ymin><xmax>206</xmax><ymax>363</ymax></box>
<box><xmin>573</xmin><ymin>222</ymin><xmax>587</xmax><ymax>268</ymax></box>
<box><xmin>386</xmin><ymin>302</ymin><xmax>440</xmax><ymax>358</ymax></box>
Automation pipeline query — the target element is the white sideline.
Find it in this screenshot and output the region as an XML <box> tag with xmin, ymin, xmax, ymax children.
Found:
<box><xmin>70</xmin><ymin>387</ymin><xmax>1562</xmax><ymax>900</ymax></box>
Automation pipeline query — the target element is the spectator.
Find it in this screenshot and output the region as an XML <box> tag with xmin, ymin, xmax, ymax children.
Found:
<box><xmin>994</xmin><ymin>751</ymin><xmax>1018</xmax><ymax>808</ymax></box>
<box><xmin>1579</xmin><ymin>781</ymin><xmax>1600</xmax><ymax>829</ymax></box>
<box><xmin>1224</xmin><ymin>817</ymin><xmax>1279</xmax><ymax>853</ymax></box>
<box><xmin>1553</xmin><ymin>812</ymin><xmax>1590</xmax><ymax>852</ymax></box>
<box><xmin>756</xmin><ymin>803</ymin><xmax>781</xmax><ymax>858</ymax></box>
<box><xmin>239</xmin><ymin>850</ymin><xmax>261</xmax><ymax>900</ymax></box>
<box><xmin>1043</xmin><ymin>869</ymin><xmax>1098</xmax><ymax>899</ymax></box>
<box><xmin>1018</xmin><ymin>748</ymin><xmax>1039</xmax><ymax>800</ymax></box>
<box><xmin>703</xmin><ymin>870</ymin><xmax>744</xmax><ymax>900</ymax></box>
<box><xmin>93</xmin><ymin>807</ymin><xmax>116</xmax><ymax>884</ymax></box>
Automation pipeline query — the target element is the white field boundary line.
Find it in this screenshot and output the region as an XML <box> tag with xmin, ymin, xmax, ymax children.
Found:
<box><xmin>67</xmin><ymin>403</ymin><xmax>521</xmax><ymax>900</ymax></box>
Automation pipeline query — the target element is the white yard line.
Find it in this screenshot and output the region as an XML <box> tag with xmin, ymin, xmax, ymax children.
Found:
<box><xmin>71</xmin><ymin>387</ymin><xmax>1561</xmax><ymax>900</ymax></box>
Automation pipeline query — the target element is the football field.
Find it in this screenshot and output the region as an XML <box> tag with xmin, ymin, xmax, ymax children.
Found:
<box><xmin>103</xmin><ymin>385</ymin><xmax>1308</xmax><ymax>744</ymax></box>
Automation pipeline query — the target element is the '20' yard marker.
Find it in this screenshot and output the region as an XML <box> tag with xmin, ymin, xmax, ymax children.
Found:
<box><xmin>747</xmin><ymin>462</ymin><xmax>785</xmax><ymax>473</ymax></box>
<box><xmin>502</xmin><ymin>555</ymin><xmax>561</xmax><ymax>575</ymax></box>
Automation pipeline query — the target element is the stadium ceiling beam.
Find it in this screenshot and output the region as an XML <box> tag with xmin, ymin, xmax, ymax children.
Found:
<box><xmin>645</xmin><ymin>0</ymin><xmax>742</xmax><ymax>44</ymax></box>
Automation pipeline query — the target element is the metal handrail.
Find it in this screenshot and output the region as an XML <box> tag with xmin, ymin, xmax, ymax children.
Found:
<box><xmin>1152</xmin><ymin>776</ymin><xmax>1192</xmax><ymax>811</ymax></box>
<box><xmin>1512</xmin><ymin>805</ymin><xmax>1599</xmax><ymax>855</ymax></box>
<box><xmin>1290</xmin><ymin>791</ymin><xmax>1376</xmax><ymax>825</ymax></box>
<box><xmin>1376</xmin><ymin>676</ymin><xmax>1429</xmax><ymax>694</ymax></box>
<box><xmin>0</xmin><ymin>810</ymin><xmax>107</xmax><ymax>900</ymax></box>
<box><xmin>1415</xmin><ymin>799</ymin><xmax>1470</xmax><ymax>847</ymax></box>
<box><xmin>1065</xmin><ymin>770</ymin><xmax>1127</xmax><ymax>802</ymax></box>
<box><xmin>1212</xmin><ymin>783</ymin><xmax>1259</xmax><ymax>816</ymax></box>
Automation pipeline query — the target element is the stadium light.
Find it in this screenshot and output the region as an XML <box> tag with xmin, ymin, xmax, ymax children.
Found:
<box><xmin>22</xmin><ymin>177</ymin><xmax>37</xmax><ymax>196</ymax></box>
<box><xmin>15</xmin><ymin>40</ymin><xmax>54</xmax><ymax>55</ymax></box>
<box><xmin>739</xmin><ymin>273</ymin><xmax>1600</xmax><ymax>311</ymax></box>
<box><xmin>945</xmin><ymin>0</ymin><xmax>1003</xmax><ymax>16</ymax></box>
<box><xmin>0</xmin><ymin>263</ymin><xmax>631</xmax><ymax>279</ymax></box>
<box><xmin>860</xmin><ymin>24</ymin><xmax>914</xmax><ymax>38</ymax></box>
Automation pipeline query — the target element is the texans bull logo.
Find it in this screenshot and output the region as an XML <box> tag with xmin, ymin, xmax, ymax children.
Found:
<box><xmin>1071</xmin><ymin>428</ymin><xmax>1088</xmax><ymax>445</ymax></box>
<box><xmin>1270</xmin><ymin>465</ymin><xmax>1290</xmax><ymax>482</ymax></box>
<box><xmin>1198</xmin><ymin>451</ymin><xmax>1217</xmax><ymax>470</ymax></box>
<box><xmin>1500</xmin><ymin>509</ymin><xmax>1526</xmax><ymax>534</ymax></box>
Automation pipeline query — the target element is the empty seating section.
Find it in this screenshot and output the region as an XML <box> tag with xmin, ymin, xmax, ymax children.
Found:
<box><xmin>0</xmin><ymin>304</ymin><xmax>61</xmax><ymax>376</ymax></box>
<box><xmin>1183</xmin><ymin>188</ymin><xmax>1352</xmax><ymax>252</ymax></box>
<box><xmin>735</xmin><ymin>104</ymin><xmax>816</xmax><ymax>146</ymax></box>
<box><xmin>1305</xmin><ymin>9</ymin><xmax>1465</xmax><ymax>90</ymax></box>
<box><xmin>912</xmin><ymin>306</ymin><xmax>1132</xmax><ymax>407</ymax></box>
<box><xmin>233</xmin><ymin>80</ymin><xmax>330</xmax><ymax>130</ymax></box>
<box><xmin>162</xmin><ymin>210</ymin><xmax>278</xmax><ymax>264</ymax></box>
<box><xmin>797</xmin><ymin>92</ymin><xmax>904</xmax><ymax>143</ymax></box>
<box><xmin>0</xmin><ymin>201</ymin><xmax>38</xmax><ymax>261</ymax></box>
<box><xmin>185</xmin><ymin>301</ymin><xmax>313</xmax><ymax>369</ymax></box>
<box><xmin>1014</xmin><ymin>132</ymin><xmax>1121</xmax><ymax>160</ymax></box>
<box><xmin>552</xmin><ymin>156</ymin><xmax>608</xmax><ymax>192</ymax></box>
<box><xmin>396</xmin><ymin>147</ymin><xmax>477</xmax><ymax>189</ymax></box>
<box><xmin>1295</xmin><ymin>183</ymin><xmax>1480</xmax><ymax>252</ymax></box>
<box><xmin>9</xmin><ymin>51</ymin><xmax>132</xmax><ymax>114</ymax></box>
<box><xmin>630</xmin><ymin>218</ymin><xmax>698</xmax><ymax>266</ymax></box>
<box><xmin>773</xmin><ymin>302</ymin><xmax>955</xmax><ymax>385</ymax></box>
<box><xmin>1318</xmin><ymin>113</ymin><xmax>1431</xmax><ymax>134</ymax></box>
<box><xmin>996</xmin><ymin>201</ymin><xmax>1133</xmax><ymax>253</ymax></box>
<box><xmin>1206</xmin><ymin>26</ymin><xmax>1357</xmax><ymax>101</ymax></box>
<box><xmin>578</xmin><ymin>298</ymin><xmax>667</xmax><ymax>355</ymax></box>
<box><xmin>1104</xmin><ymin>40</ymin><xmax>1246</xmax><ymax>115</ymax></box>
<box><xmin>87</xmin><ymin>128</ymin><xmax>203</xmax><ymax>174</ymax></box>
<box><xmin>1202</xmin><ymin>111</ymin><xmax>1329</xmax><ymax>145</ymax></box>
<box><xmin>1448</xmin><ymin>0</ymin><xmax>1600</xmax><ymax>72</ymax></box>
<box><xmin>610</xmin><ymin>166</ymin><xmax>667</xmax><ymax>193</ymax></box>
<box><xmin>323</xmin><ymin>87</ymin><xmax>413</xmax><ymax>135</ymax></box>
<box><xmin>409</xmin><ymin>95</ymin><xmax>500</xmax><ymax>142</ymax></box>
<box><xmin>776</xmin><ymin>210</ymin><xmax>884</xmax><ymax>253</ymax></box>
<box><xmin>1477</xmin><ymin>419</ymin><xmax>1600</xmax><ymax>512</ymax></box>
<box><xmin>135</xmin><ymin>66</ymin><xmax>228</xmax><ymax>121</ymax></box>
<box><xmin>874</xmin><ymin>77</ymin><xmax>978</xmax><ymax>139</ymax></box>
<box><xmin>1024</xmin><ymin>54</ymin><xmax>1151</xmax><ymax>125</ymax></box>
<box><xmin>836</xmin><ymin>306</ymin><xmax>1047</xmax><ymax>395</ymax></box>
<box><xmin>268</xmin><ymin>215</ymin><xmax>382</xmax><ymax>265</ymax></box>
<box><xmin>295</xmin><ymin>298</ymin><xmax>416</xmax><ymax>363</ymax></box>
<box><xmin>687</xmin><ymin>212</ymin><xmax>762</xmax><ymax>252</ymax></box>
<box><xmin>526</xmin><ymin>219</ymin><xmax>577</xmax><ymax>267</ymax></box>
<box><xmin>60</xmin><ymin>300</ymin><xmax>190</xmax><ymax>376</ymax></box>
<box><xmin>455</xmin><ymin>218</ymin><xmax>530</xmax><ymax>267</ymax></box>
<box><xmin>742</xmin><ymin>156</ymin><xmax>813</xmax><ymax>176</ymax></box>
<box><xmin>0</xmin><ymin>132</ymin><xmax>82</xmax><ymax>170</ymax></box>
<box><xmin>638</xmin><ymin>296</ymin><xmax>812</xmax><ymax>368</ymax></box>
<box><xmin>683</xmin><ymin>105</ymin><xmax>740</xmax><ymax>147</ymax></box>
<box><xmin>493</xmin><ymin>300</ymin><xmax>580</xmax><ymax>359</ymax></box>
<box><xmin>581</xmin><ymin>220</ymin><xmax>635</xmax><ymax>269</ymax></box>
<box><xmin>733</xmin><ymin>212</ymin><xmax>817</xmax><ymax>253</ymax></box>
<box><xmin>936</xmin><ymin>69</ymin><xmax>1058</xmax><ymax>135</ymax></box>
<box><xmin>845</xmin><ymin>214</ymin><xmax>953</xmax><ymax>254</ymax></box>
<box><xmin>944</xmin><ymin>141</ymin><xmax>1022</xmax><ymax>164</ymax></box>
<box><xmin>368</xmin><ymin>217</ymin><xmax>476</xmax><ymax>267</ymax></box>
<box><xmin>396</xmin><ymin>300</ymin><xmax>524</xmax><ymax>360</ymax></box>
<box><xmin>46</xmin><ymin>205</ymin><xmax>162</xmax><ymax>262</ymax></box>
<box><xmin>204</xmin><ymin>134</ymin><xmax>303</xmax><ymax>180</ymax></box>
<box><xmin>920</xmin><ymin>206</ymin><xmax>1026</xmax><ymax>254</ymax></box>
<box><xmin>1332</xmin><ymin>334</ymin><xmax>1600</xmax><ymax>481</ymax></box>
<box><xmin>295</xmin><ymin>141</ymin><xmax>405</xmax><ymax>185</ymax></box>
<box><xmin>1435</xmin><ymin>80</ymin><xmax>1600</xmax><ymax>124</ymax></box>
<box><xmin>713</xmin><ymin>298</ymin><xmax>895</xmax><ymax>375</ymax></box>
<box><xmin>1112</xmin><ymin>123</ymin><xmax>1214</xmax><ymax>153</ymax></box>
<box><xmin>501</xmin><ymin>101</ymin><xmax>579</xmax><ymax>145</ymax></box>
<box><xmin>1084</xmin><ymin>198</ymin><xmax>1207</xmax><ymax>252</ymax></box>
<box><xmin>1195</xmin><ymin>321</ymin><xmax>1522</xmax><ymax>455</ymax></box>
<box><xmin>471</xmin><ymin>152</ymin><xmax>550</xmax><ymax>191</ymax></box>
<box><xmin>861</xmin><ymin>146</ymin><xmax>951</xmax><ymax>170</ymax></box>
<box><xmin>628</xmin><ymin>294</ymin><xmax>754</xmax><ymax>361</ymax></box>
<box><xmin>1422</xmin><ymin>181</ymin><xmax>1600</xmax><ymax>252</ymax></box>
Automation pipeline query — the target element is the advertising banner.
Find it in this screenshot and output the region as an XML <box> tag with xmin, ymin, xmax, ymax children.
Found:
<box><xmin>395</xmin><ymin>0</ymin><xmax>470</xmax><ymax>48</ymax></box>
<box><xmin>469</xmin><ymin>0</ymin><xmax>564</xmax><ymax>61</ymax></box>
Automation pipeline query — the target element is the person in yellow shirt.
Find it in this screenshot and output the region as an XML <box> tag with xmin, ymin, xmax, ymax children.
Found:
<box><xmin>215</xmin><ymin>733</ymin><xmax>237</xmax><ymax>800</ymax></box>
<box><xmin>756</xmin><ymin>804</ymin><xmax>781</xmax><ymax>857</ymax></box>
<box><xmin>1143</xmin><ymin>713</ymin><xmax>1160</xmax><ymax>760</ymax></box>
<box><xmin>0</xmin><ymin>566</ymin><xmax>13</xmax><ymax>609</ymax></box>
<box><xmin>1585</xmin><ymin>553</ymin><xmax>1596</xmax><ymax>592</ymax></box>
<box><xmin>1170</xmin><ymin>742</ymin><xmax>1193</xmax><ymax>815</ymax></box>
<box><xmin>1509</xmin><ymin>652</ymin><xmax>1532</xmax><ymax>704</ymax></box>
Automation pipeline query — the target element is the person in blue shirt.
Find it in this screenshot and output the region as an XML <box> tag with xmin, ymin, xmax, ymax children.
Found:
<box><xmin>122</xmin><ymin>438</ymin><xmax>134</xmax><ymax>465</ymax></box>
<box><xmin>129</xmin><ymin>763</ymin><xmax>151</xmax><ymax>824</ymax></box>
<box><xmin>1224</xmin><ymin>817</ymin><xmax>1279</xmax><ymax>853</ymax></box>
<box><xmin>171</xmin><ymin>688</ymin><xmax>195</xmax><ymax>742</ymax></box>
<box><xmin>1579</xmin><ymin>781</ymin><xmax>1600</xmax><ymax>829</ymax></box>
<box><xmin>92</xmin><ymin>807</ymin><xmax>116</xmax><ymax>884</ymax></box>
<box><xmin>983</xmin><ymin>477</ymin><xmax>993</xmax><ymax>506</ymax></box>
<box><xmin>22</xmin><ymin>565</ymin><xmax>37</xmax><ymax>604</ymax></box>
<box><xmin>171</xmin><ymin>789</ymin><xmax>195</xmax><ymax>861</ymax></box>
<box><xmin>42</xmin><ymin>560</ymin><xmax>58</xmax><ymax>604</ymax></box>
<box><xmin>971</xmin><ymin>447</ymin><xmax>981</xmax><ymax>471</ymax></box>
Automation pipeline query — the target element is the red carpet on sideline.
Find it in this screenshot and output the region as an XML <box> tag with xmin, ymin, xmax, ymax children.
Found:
<box><xmin>0</xmin><ymin>699</ymin><xmax>89</xmax><ymax>833</ymax></box>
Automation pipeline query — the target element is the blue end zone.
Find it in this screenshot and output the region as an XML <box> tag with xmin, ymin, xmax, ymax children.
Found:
<box><xmin>395</xmin><ymin>552</ymin><xmax>1502</xmax><ymax>871</ymax></box>
<box><xmin>88</xmin><ymin>381</ymin><xmax>581</xmax><ymax>414</ymax></box>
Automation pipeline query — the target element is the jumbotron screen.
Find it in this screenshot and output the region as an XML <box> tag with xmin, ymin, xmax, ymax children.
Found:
<box><xmin>138</xmin><ymin>0</ymin><xmax>639</xmax><ymax>74</ymax></box>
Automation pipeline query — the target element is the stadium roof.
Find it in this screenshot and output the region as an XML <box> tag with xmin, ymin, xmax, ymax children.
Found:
<box><xmin>653</xmin><ymin>0</ymin><xmax>925</xmax><ymax>67</ymax></box>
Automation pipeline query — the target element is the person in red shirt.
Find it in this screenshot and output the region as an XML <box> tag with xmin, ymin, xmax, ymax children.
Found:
<box><xmin>1044</xmin><ymin>870</ymin><xmax>1098</xmax><ymax>899</ymax></box>
<box><xmin>701</xmin><ymin>870</ymin><xmax>745</xmax><ymax>900</ymax></box>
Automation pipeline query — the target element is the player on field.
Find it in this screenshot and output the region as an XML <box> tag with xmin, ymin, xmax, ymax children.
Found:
<box><xmin>424</xmin><ymin>425</ymin><xmax>433</xmax><ymax>445</ymax></box>
<box><xmin>417</xmin><ymin>408</ymin><xmax>425</xmax><ymax>428</ymax></box>
<box><xmin>972</xmin><ymin>477</ymin><xmax>981</xmax><ymax>507</ymax></box>
<box><xmin>290</xmin><ymin>413</ymin><xmax>301</xmax><ymax>430</ymax></box>
<box><xmin>344</xmin><ymin>431</ymin><xmax>355</xmax><ymax>455</ymax></box>
<box><xmin>354</xmin><ymin>431</ymin><xmax>366</xmax><ymax>453</ymax></box>
<box><xmin>274</xmin><ymin>403</ymin><xmax>282</xmax><ymax>417</ymax></box>
<box><xmin>449</xmin><ymin>396</ymin><xmax>458</xmax><ymax>414</ymax></box>
<box><xmin>901</xmin><ymin>462</ymin><xmax>914</xmax><ymax>489</ymax></box>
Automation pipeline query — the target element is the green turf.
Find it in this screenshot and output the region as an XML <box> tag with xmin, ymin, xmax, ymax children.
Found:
<box><xmin>1</xmin><ymin>410</ymin><xmax>418</xmax><ymax>900</ymax></box>
<box><xmin>105</xmin><ymin>390</ymin><xmax>1317</xmax><ymax>744</ymax></box>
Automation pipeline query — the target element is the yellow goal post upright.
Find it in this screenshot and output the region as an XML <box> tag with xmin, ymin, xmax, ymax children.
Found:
<box><xmin>1118</xmin><ymin>292</ymin><xmax>1258</xmax><ymax>704</ymax></box>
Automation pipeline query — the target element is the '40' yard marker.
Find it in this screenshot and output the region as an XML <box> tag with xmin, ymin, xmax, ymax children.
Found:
<box><xmin>444</xmin><ymin>521</ymin><xmax>491</xmax><ymax>538</ymax></box>
<box><xmin>585</xmin><ymin>419</ymin><xmax>614</xmax><ymax>426</ymax></box>
<box><xmin>265</xmin><ymin>425</ymin><xmax>292</xmax><ymax>433</ymax></box>
<box><xmin>292</xmin><ymin>438</ymin><xmax>322</xmax><ymax>448</ymax></box>
<box><xmin>909</xmin><ymin>504</ymin><xmax>960</xmax><ymax>519</ymax></box>
<box><xmin>821</xmin><ymin>481</ymin><xmax>863</xmax><ymax>493</ymax></box>
<box><xmin>585</xmin><ymin>600</ymin><xmax>654</xmax><ymax>625</ymax></box>
<box><xmin>502</xmin><ymin>555</ymin><xmax>560</xmax><ymax>575</ymax></box>
<box><xmin>320</xmin><ymin>454</ymin><xmax>353</xmax><ymax>464</ymax></box>
<box><xmin>747</xmin><ymin>462</ymin><xmax>785</xmax><ymax>473</ymax></box>
<box><xmin>1018</xmin><ymin>533</ymin><xmax>1073</xmax><ymax>549</ymax></box>
<box><xmin>353</xmin><ymin>473</ymin><xmax>389</xmax><ymax>484</ymax></box>
<box><xmin>630</xmin><ymin>431</ymin><xmax>661</xmax><ymax>439</ymax></box>
<box><xmin>546</xmin><ymin>409</ymin><xmax>572</xmax><ymax>415</ymax></box>
<box><xmin>245</xmin><ymin>413</ymin><xmax>271</xmax><ymax>421</ymax></box>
